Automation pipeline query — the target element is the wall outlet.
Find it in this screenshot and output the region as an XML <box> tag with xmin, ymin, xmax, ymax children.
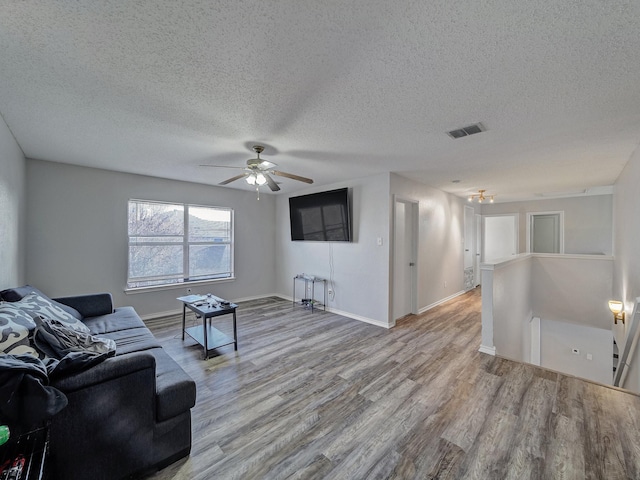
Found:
<box><xmin>572</xmin><ymin>348</ymin><xmax>580</xmax><ymax>355</ymax></box>
<box><xmin>586</xmin><ymin>353</ymin><xmax>593</xmax><ymax>361</ymax></box>
<box><xmin>444</xmin><ymin>281</ymin><xmax>447</xmax><ymax>288</ymax></box>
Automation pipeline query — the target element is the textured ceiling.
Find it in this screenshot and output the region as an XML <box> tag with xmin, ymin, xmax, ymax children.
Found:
<box><xmin>1</xmin><ymin>1</ymin><xmax>639</xmax><ymax>201</ymax></box>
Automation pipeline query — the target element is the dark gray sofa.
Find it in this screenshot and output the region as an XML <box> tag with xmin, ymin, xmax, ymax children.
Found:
<box><xmin>0</xmin><ymin>286</ymin><xmax>196</xmax><ymax>480</ymax></box>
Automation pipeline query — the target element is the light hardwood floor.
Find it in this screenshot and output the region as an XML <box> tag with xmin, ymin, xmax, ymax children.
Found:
<box><xmin>145</xmin><ymin>289</ymin><xmax>640</xmax><ymax>479</ymax></box>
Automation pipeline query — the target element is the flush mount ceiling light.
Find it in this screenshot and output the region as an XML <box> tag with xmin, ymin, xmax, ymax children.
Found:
<box><xmin>468</xmin><ymin>189</ymin><xmax>495</xmax><ymax>203</ymax></box>
<box><xmin>447</xmin><ymin>122</ymin><xmax>485</xmax><ymax>139</ymax></box>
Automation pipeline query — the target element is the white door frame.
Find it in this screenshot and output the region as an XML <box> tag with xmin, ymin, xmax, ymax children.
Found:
<box><xmin>526</xmin><ymin>211</ymin><xmax>564</xmax><ymax>254</ymax></box>
<box><xmin>392</xmin><ymin>195</ymin><xmax>419</xmax><ymax>321</ymax></box>
<box><xmin>475</xmin><ymin>213</ymin><xmax>482</xmax><ymax>286</ymax></box>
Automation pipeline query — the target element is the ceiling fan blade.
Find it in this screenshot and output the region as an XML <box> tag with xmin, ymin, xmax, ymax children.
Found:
<box><xmin>263</xmin><ymin>173</ymin><xmax>281</xmax><ymax>192</ymax></box>
<box><xmin>219</xmin><ymin>173</ymin><xmax>250</xmax><ymax>185</ymax></box>
<box><xmin>271</xmin><ymin>170</ymin><xmax>314</xmax><ymax>184</ymax></box>
<box><xmin>200</xmin><ymin>164</ymin><xmax>245</xmax><ymax>169</ymax></box>
<box><xmin>259</xmin><ymin>160</ymin><xmax>277</xmax><ymax>169</ymax></box>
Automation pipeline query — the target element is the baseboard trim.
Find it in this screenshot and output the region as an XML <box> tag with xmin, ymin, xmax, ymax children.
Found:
<box><xmin>479</xmin><ymin>345</ymin><xmax>496</xmax><ymax>356</ymax></box>
<box><xmin>141</xmin><ymin>309</ymin><xmax>183</xmax><ymax>321</ymax></box>
<box><xmin>141</xmin><ymin>294</ymin><xmax>388</xmax><ymax>329</ymax></box>
<box><xmin>325</xmin><ymin>307</ymin><xmax>390</xmax><ymax>329</ymax></box>
<box><xmin>418</xmin><ymin>290</ymin><xmax>466</xmax><ymax>314</ymax></box>
<box><xmin>279</xmin><ymin>294</ymin><xmax>389</xmax><ymax>329</ymax></box>
<box><xmin>139</xmin><ymin>293</ymin><xmax>283</xmax><ymax>321</ymax></box>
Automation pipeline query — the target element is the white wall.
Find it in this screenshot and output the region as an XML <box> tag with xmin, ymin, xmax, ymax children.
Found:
<box><xmin>25</xmin><ymin>159</ymin><xmax>277</xmax><ymax>317</ymax></box>
<box><xmin>274</xmin><ymin>173</ymin><xmax>391</xmax><ymax>327</ymax></box>
<box><xmin>613</xmin><ymin>144</ymin><xmax>640</xmax><ymax>392</ymax></box>
<box><xmin>540</xmin><ymin>319</ymin><xmax>612</xmax><ymax>385</ymax></box>
<box><xmin>0</xmin><ymin>116</ymin><xmax>26</xmax><ymax>289</ymax></box>
<box><xmin>482</xmin><ymin>253</ymin><xmax>613</xmax><ymax>376</ymax></box>
<box><xmin>481</xmin><ymin>194</ymin><xmax>613</xmax><ymax>255</ymax></box>
<box><xmin>389</xmin><ymin>174</ymin><xmax>471</xmax><ymax>311</ymax></box>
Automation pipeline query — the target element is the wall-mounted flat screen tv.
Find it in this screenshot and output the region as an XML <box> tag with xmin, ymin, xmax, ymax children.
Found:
<box><xmin>289</xmin><ymin>188</ymin><xmax>352</xmax><ymax>241</ymax></box>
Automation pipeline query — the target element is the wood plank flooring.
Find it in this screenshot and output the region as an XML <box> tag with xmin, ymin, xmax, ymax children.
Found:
<box><xmin>144</xmin><ymin>289</ymin><xmax>640</xmax><ymax>479</ymax></box>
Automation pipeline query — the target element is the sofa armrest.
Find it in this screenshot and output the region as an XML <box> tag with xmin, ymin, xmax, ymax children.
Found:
<box><xmin>53</xmin><ymin>293</ymin><xmax>114</xmax><ymax>318</ymax></box>
<box><xmin>52</xmin><ymin>351</ymin><xmax>155</xmax><ymax>393</ymax></box>
<box><xmin>48</xmin><ymin>351</ymin><xmax>158</xmax><ymax>479</ymax></box>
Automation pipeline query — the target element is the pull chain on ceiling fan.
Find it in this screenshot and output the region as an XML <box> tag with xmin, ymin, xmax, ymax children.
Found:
<box><xmin>201</xmin><ymin>145</ymin><xmax>313</xmax><ymax>199</ymax></box>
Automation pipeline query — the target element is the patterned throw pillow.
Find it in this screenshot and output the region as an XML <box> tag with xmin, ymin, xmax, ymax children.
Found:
<box><xmin>13</xmin><ymin>292</ymin><xmax>90</xmax><ymax>333</ymax></box>
<box><xmin>0</xmin><ymin>302</ymin><xmax>40</xmax><ymax>356</ymax></box>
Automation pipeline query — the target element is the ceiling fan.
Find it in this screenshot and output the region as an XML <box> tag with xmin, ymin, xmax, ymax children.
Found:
<box><xmin>201</xmin><ymin>145</ymin><xmax>313</xmax><ymax>194</ymax></box>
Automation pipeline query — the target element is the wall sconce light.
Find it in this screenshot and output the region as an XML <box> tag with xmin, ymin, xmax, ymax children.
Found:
<box><xmin>608</xmin><ymin>300</ymin><xmax>625</xmax><ymax>324</ymax></box>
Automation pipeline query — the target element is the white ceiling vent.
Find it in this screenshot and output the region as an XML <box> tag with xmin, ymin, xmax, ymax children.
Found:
<box><xmin>447</xmin><ymin>123</ymin><xmax>485</xmax><ymax>139</ymax></box>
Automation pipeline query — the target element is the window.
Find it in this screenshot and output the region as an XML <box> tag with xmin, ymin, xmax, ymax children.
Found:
<box><xmin>127</xmin><ymin>200</ymin><xmax>233</xmax><ymax>289</ymax></box>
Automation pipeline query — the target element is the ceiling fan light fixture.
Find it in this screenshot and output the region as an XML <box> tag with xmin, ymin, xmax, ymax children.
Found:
<box><xmin>255</xmin><ymin>173</ymin><xmax>267</xmax><ymax>186</ymax></box>
<box><xmin>246</xmin><ymin>174</ymin><xmax>256</xmax><ymax>185</ymax></box>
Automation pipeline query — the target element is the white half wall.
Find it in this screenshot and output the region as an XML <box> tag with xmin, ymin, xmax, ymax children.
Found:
<box><xmin>481</xmin><ymin>253</ymin><xmax>612</xmax><ymax>369</ymax></box>
<box><xmin>274</xmin><ymin>173</ymin><xmax>391</xmax><ymax>327</ymax></box>
<box><xmin>25</xmin><ymin>159</ymin><xmax>277</xmax><ymax>317</ymax></box>
<box><xmin>0</xmin><ymin>115</ymin><xmax>26</xmax><ymax>289</ymax></box>
<box><xmin>481</xmin><ymin>254</ymin><xmax>532</xmax><ymax>362</ymax></box>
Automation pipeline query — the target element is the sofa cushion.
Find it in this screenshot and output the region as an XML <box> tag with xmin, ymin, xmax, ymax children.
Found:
<box><xmin>147</xmin><ymin>349</ymin><xmax>197</xmax><ymax>422</ymax></box>
<box><xmin>102</xmin><ymin>327</ymin><xmax>162</xmax><ymax>355</ymax></box>
<box><xmin>0</xmin><ymin>303</ymin><xmax>39</xmax><ymax>357</ymax></box>
<box><xmin>1</xmin><ymin>285</ymin><xmax>82</xmax><ymax>320</ymax></box>
<box><xmin>83</xmin><ymin>306</ymin><xmax>146</xmax><ymax>334</ymax></box>
<box><xmin>12</xmin><ymin>293</ymin><xmax>90</xmax><ymax>333</ymax></box>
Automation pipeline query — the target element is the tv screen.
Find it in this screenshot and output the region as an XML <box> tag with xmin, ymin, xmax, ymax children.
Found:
<box><xmin>289</xmin><ymin>188</ymin><xmax>352</xmax><ymax>241</ymax></box>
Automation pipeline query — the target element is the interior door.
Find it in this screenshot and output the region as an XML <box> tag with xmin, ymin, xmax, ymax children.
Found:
<box><xmin>393</xmin><ymin>198</ymin><xmax>417</xmax><ymax>321</ymax></box>
<box><xmin>529</xmin><ymin>213</ymin><xmax>563</xmax><ymax>253</ymax></box>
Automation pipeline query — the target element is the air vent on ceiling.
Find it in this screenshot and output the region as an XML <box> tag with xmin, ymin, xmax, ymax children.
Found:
<box><xmin>447</xmin><ymin>122</ymin><xmax>485</xmax><ymax>139</ymax></box>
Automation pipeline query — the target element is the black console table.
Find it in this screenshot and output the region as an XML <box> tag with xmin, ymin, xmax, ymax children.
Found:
<box><xmin>177</xmin><ymin>294</ymin><xmax>238</xmax><ymax>360</ymax></box>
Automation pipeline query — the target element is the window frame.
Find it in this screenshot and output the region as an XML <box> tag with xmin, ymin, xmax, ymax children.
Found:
<box><xmin>126</xmin><ymin>199</ymin><xmax>234</xmax><ymax>292</ymax></box>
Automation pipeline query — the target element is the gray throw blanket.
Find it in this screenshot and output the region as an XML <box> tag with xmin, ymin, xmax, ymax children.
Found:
<box><xmin>33</xmin><ymin>316</ymin><xmax>116</xmax><ymax>378</ymax></box>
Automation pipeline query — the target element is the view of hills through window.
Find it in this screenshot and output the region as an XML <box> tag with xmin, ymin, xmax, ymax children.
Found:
<box><xmin>128</xmin><ymin>201</ymin><xmax>233</xmax><ymax>288</ymax></box>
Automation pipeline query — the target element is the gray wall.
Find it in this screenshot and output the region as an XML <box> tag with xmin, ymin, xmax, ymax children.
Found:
<box><xmin>274</xmin><ymin>173</ymin><xmax>392</xmax><ymax>326</ymax></box>
<box><xmin>0</xmin><ymin>116</ymin><xmax>26</xmax><ymax>289</ymax></box>
<box><xmin>481</xmin><ymin>194</ymin><xmax>613</xmax><ymax>255</ymax></box>
<box><xmin>531</xmin><ymin>255</ymin><xmax>612</xmax><ymax>329</ymax></box>
<box><xmin>25</xmin><ymin>159</ymin><xmax>277</xmax><ymax>317</ymax></box>
<box><xmin>390</xmin><ymin>174</ymin><xmax>472</xmax><ymax>311</ymax></box>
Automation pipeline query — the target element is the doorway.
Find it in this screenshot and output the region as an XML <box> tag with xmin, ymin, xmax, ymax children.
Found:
<box><xmin>393</xmin><ymin>197</ymin><xmax>418</xmax><ymax>321</ymax></box>
<box><xmin>526</xmin><ymin>212</ymin><xmax>564</xmax><ymax>253</ymax></box>
<box><xmin>483</xmin><ymin>214</ymin><xmax>518</xmax><ymax>262</ymax></box>
<box><xmin>463</xmin><ymin>206</ymin><xmax>475</xmax><ymax>290</ymax></box>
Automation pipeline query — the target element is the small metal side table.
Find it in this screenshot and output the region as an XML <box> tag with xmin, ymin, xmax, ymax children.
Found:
<box><xmin>292</xmin><ymin>274</ymin><xmax>326</xmax><ymax>312</ymax></box>
<box><xmin>177</xmin><ymin>295</ymin><xmax>238</xmax><ymax>360</ymax></box>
